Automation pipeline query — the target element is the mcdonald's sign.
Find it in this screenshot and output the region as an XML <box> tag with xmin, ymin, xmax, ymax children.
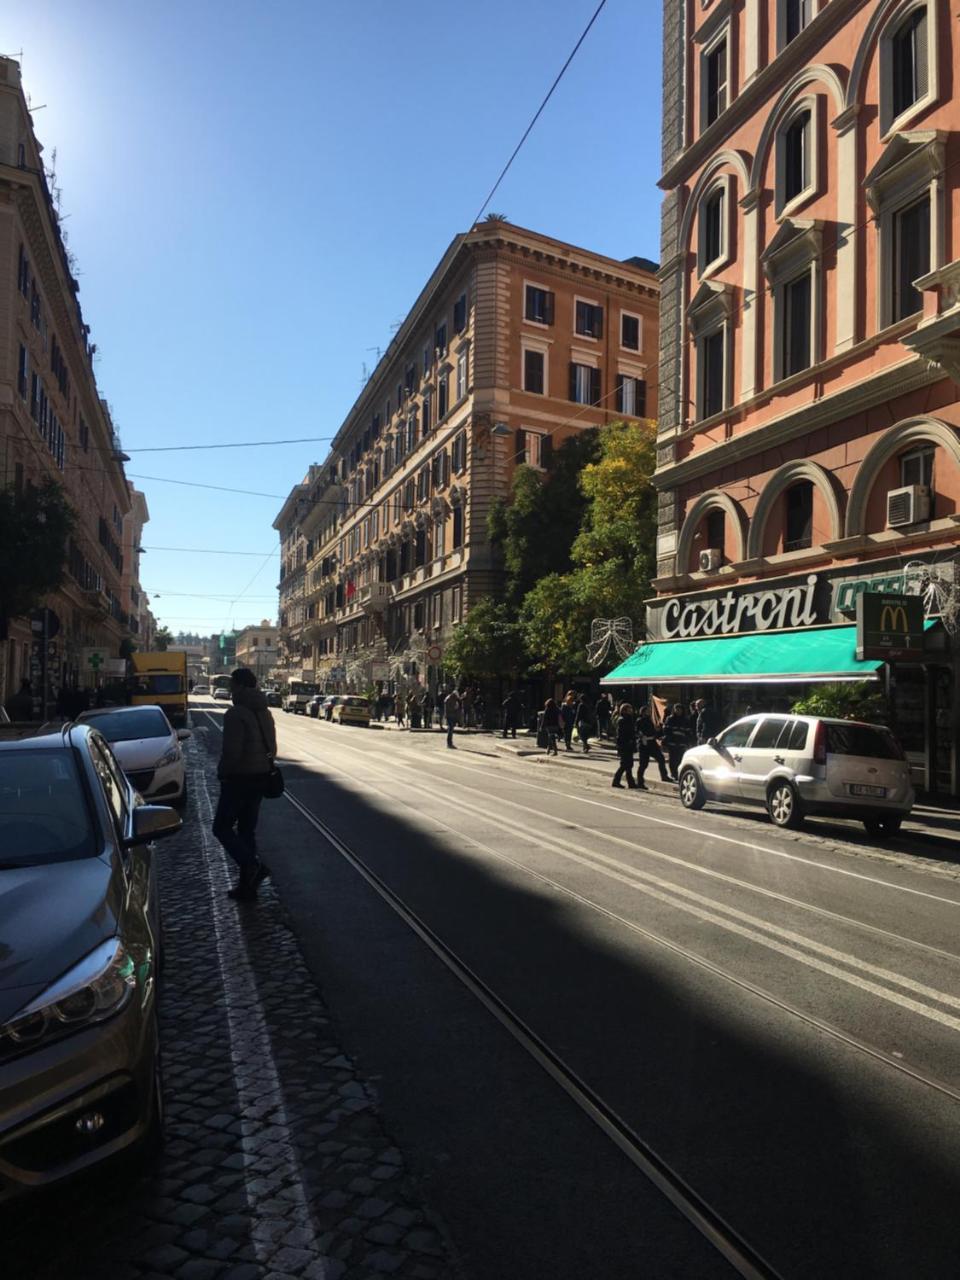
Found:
<box><xmin>855</xmin><ymin>592</ymin><xmax>925</xmax><ymax>661</ymax></box>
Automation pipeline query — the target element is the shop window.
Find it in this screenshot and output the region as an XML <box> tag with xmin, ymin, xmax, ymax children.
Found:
<box><xmin>892</xmin><ymin>193</ymin><xmax>930</xmax><ymax>321</ymax></box>
<box><xmin>784</xmin><ymin>481</ymin><xmax>813</xmax><ymax>551</ymax></box>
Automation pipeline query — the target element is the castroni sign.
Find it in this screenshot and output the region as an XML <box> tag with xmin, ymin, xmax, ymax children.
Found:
<box><xmin>661</xmin><ymin>575</ymin><xmax>819</xmax><ymax>639</ymax></box>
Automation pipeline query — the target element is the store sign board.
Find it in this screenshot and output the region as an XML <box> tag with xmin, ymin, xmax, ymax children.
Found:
<box><xmin>659</xmin><ymin>575</ymin><xmax>820</xmax><ymax>639</ymax></box>
<box><xmin>833</xmin><ymin>566</ymin><xmax>937</xmax><ymax>616</ymax></box>
<box><xmin>82</xmin><ymin>647</ymin><xmax>109</xmax><ymax>673</ymax></box>
<box><xmin>855</xmin><ymin>593</ymin><xmax>925</xmax><ymax>661</ymax></box>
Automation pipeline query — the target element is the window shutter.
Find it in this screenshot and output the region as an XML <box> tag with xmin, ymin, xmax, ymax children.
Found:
<box><xmin>515</xmin><ymin>428</ymin><xmax>526</xmax><ymax>465</ymax></box>
<box><xmin>544</xmin><ymin>291</ymin><xmax>555</xmax><ymax>325</ymax></box>
<box><xmin>593</xmin><ymin>306</ymin><xmax>603</xmax><ymax>339</ymax></box>
<box><xmin>540</xmin><ymin>434</ymin><xmax>553</xmax><ymax>470</ymax></box>
<box><xmin>615</xmin><ymin>373</ymin><xmax>624</xmax><ymax>413</ymax></box>
<box><xmin>569</xmin><ymin>362</ymin><xmax>578</xmax><ymax>401</ymax></box>
<box><xmin>915</xmin><ymin>9</ymin><xmax>929</xmax><ymax>98</ymax></box>
<box><xmin>590</xmin><ymin>367</ymin><xmax>601</xmax><ymax>406</ymax></box>
<box><xmin>637</xmin><ymin>380</ymin><xmax>647</xmax><ymax>417</ymax></box>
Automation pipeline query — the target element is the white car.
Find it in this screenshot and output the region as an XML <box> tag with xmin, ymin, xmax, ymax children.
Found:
<box><xmin>77</xmin><ymin>705</ymin><xmax>191</xmax><ymax>808</ymax></box>
<box><xmin>677</xmin><ymin>713</ymin><xmax>913</xmax><ymax>836</ymax></box>
<box><xmin>192</xmin><ymin>684</ymin><xmax>210</xmax><ymax>696</ymax></box>
<box><xmin>212</xmin><ymin>687</ymin><xmax>231</xmax><ymax>701</ymax></box>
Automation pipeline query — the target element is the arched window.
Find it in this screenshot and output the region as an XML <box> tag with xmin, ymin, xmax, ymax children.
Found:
<box><xmin>880</xmin><ymin>1</ymin><xmax>938</xmax><ymax>134</ymax></box>
<box><xmin>698</xmin><ymin>181</ymin><xmax>729</xmax><ymax>274</ymax></box>
<box><xmin>784</xmin><ymin>481</ymin><xmax>813</xmax><ymax>551</ymax></box>
<box><xmin>775</xmin><ymin>99</ymin><xmax>818</xmax><ymax>216</ymax></box>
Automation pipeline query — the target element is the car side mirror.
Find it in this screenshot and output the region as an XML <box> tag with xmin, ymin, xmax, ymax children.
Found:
<box><xmin>707</xmin><ymin>737</ymin><xmax>721</xmax><ymax>752</ymax></box>
<box><xmin>177</xmin><ymin>728</ymin><xmax>192</xmax><ymax>740</ymax></box>
<box><xmin>125</xmin><ymin>804</ymin><xmax>182</xmax><ymax>847</ymax></box>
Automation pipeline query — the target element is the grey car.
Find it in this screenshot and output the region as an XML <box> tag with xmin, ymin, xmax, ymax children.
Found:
<box><xmin>677</xmin><ymin>714</ymin><xmax>914</xmax><ymax>835</ymax></box>
<box><xmin>0</xmin><ymin>724</ymin><xmax>181</xmax><ymax>1200</ymax></box>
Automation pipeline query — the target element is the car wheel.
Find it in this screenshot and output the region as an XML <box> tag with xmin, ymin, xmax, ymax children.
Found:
<box><xmin>679</xmin><ymin>768</ymin><xmax>705</xmax><ymax>810</ymax></box>
<box><xmin>767</xmin><ymin>780</ymin><xmax>803</xmax><ymax>829</ymax></box>
<box><xmin>864</xmin><ymin>816</ymin><xmax>902</xmax><ymax>838</ymax></box>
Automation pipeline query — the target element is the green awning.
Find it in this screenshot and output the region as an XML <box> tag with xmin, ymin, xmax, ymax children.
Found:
<box><xmin>601</xmin><ymin>625</ymin><xmax>883</xmax><ymax>686</ymax></box>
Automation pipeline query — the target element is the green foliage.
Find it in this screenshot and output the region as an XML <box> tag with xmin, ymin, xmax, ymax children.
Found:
<box><xmin>791</xmin><ymin>682</ymin><xmax>889</xmax><ymax>724</ymax></box>
<box><xmin>487</xmin><ymin>430</ymin><xmax>600</xmax><ymax>607</ymax></box>
<box><xmin>154</xmin><ymin>627</ymin><xmax>173</xmax><ymax>652</ymax></box>
<box><xmin>518</xmin><ymin>421</ymin><xmax>658</xmax><ymax>674</ymax></box>
<box><xmin>0</xmin><ymin>480</ymin><xmax>75</xmax><ymax>626</ymax></box>
<box><xmin>119</xmin><ymin>638</ymin><xmax>137</xmax><ymax>659</ymax></box>
<box><xmin>444</xmin><ymin>596</ymin><xmax>526</xmax><ymax>680</ymax></box>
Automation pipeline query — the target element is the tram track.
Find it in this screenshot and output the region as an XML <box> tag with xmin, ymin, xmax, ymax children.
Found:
<box><xmin>197</xmin><ymin>707</ymin><xmax>960</xmax><ymax>1277</ymax></box>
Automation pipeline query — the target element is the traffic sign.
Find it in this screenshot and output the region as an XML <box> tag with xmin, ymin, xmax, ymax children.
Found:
<box><xmin>426</xmin><ymin>643</ymin><xmax>443</xmax><ymax>663</ymax></box>
<box><xmin>31</xmin><ymin>608</ymin><xmax>60</xmax><ymax>640</ymax></box>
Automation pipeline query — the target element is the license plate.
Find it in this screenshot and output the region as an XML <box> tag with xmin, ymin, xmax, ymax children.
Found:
<box><xmin>850</xmin><ymin>783</ymin><xmax>886</xmax><ymax>797</ymax></box>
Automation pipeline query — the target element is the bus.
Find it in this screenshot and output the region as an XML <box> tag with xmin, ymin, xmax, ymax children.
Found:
<box><xmin>211</xmin><ymin>674</ymin><xmax>233</xmax><ymax>700</ymax></box>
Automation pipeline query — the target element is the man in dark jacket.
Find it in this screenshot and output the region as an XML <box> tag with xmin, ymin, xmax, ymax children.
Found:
<box><xmin>213</xmin><ymin>668</ymin><xmax>277</xmax><ymax>901</ymax></box>
<box><xmin>501</xmin><ymin>689</ymin><xmax>521</xmax><ymax>739</ymax></box>
<box><xmin>695</xmin><ymin>698</ymin><xmax>724</xmax><ymax>745</ymax></box>
<box><xmin>611</xmin><ymin>703</ymin><xmax>637</xmax><ymax>789</ymax></box>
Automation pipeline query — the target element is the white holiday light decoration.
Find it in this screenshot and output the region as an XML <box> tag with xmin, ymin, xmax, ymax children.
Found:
<box><xmin>903</xmin><ymin>559</ymin><xmax>960</xmax><ymax>636</ymax></box>
<box><xmin>587</xmin><ymin>617</ymin><xmax>635</xmax><ymax>666</ymax></box>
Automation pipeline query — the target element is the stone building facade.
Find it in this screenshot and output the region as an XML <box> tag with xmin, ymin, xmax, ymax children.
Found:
<box><xmin>274</xmin><ymin>221</ymin><xmax>658</xmax><ymax>694</ymax></box>
<box><xmin>235</xmin><ymin>622</ymin><xmax>278</xmax><ymax>683</ymax></box>
<box><xmin>0</xmin><ymin>57</ymin><xmax>138</xmax><ymax>702</ymax></box>
<box><xmin>654</xmin><ymin>0</ymin><xmax>960</xmax><ymax>792</ymax></box>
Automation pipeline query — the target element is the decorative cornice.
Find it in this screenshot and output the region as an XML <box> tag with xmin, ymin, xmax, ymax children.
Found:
<box><xmin>655</xmin><ymin>355</ymin><xmax>944</xmax><ymax>488</ymax></box>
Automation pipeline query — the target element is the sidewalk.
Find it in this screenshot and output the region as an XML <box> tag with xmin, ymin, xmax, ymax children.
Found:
<box><xmin>371</xmin><ymin>717</ymin><xmax>960</xmax><ymax>862</ymax></box>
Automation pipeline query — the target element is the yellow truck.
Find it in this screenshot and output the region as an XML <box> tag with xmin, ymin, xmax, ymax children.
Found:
<box><xmin>130</xmin><ymin>651</ymin><xmax>188</xmax><ymax>726</ymax></box>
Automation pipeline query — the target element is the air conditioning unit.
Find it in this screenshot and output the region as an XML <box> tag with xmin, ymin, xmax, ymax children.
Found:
<box><xmin>887</xmin><ymin>485</ymin><xmax>931</xmax><ymax>528</ymax></box>
<box><xmin>699</xmin><ymin>548</ymin><xmax>722</xmax><ymax>572</ymax></box>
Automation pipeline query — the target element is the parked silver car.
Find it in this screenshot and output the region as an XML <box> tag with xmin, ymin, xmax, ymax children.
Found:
<box><xmin>677</xmin><ymin>714</ymin><xmax>914</xmax><ymax>835</ymax></box>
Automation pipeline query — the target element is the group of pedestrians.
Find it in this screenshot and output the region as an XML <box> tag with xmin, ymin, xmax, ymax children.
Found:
<box><xmin>612</xmin><ymin>697</ymin><xmax>723</xmax><ymax>790</ymax></box>
<box><xmin>541</xmin><ymin>691</ymin><xmax>597</xmax><ymax>754</ymax></box>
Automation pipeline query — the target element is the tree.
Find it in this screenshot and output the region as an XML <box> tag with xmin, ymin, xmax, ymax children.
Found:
<box><xmin>519</xmin><ymin>421</ymin><xmax>658</xmax><ymax>675</ymax></box>
<box><xmin>154</xmin><ymin>627</ymin><xmax>173</xmax><ymax>651</ymax></box>
<box><xmin>0</xmin><ymin>480</ymin><xmax>75</xmax><ymax>635</ymax></box>
<box><xmin>444</xmin><ymin>596</ymin><xmax>526</xmax><ymax>681</ymax></box>
<box><xmin>791</xmin><ymin>682</ymin><xmax>889</xmax><ymax>724</ymax></box>
<box><xmin>488</xmin><ymin>430</ymin><xmax>600</xmax><ymax>607</ymax></box>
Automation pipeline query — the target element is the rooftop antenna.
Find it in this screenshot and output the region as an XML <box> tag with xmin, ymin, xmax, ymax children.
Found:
<box><xmin>366</xmin><ymin>345</ymin><xmax>384</xmax><ymax>364</ymax></box>
<box><xmin>360</xmin><ymin>361</ymin><xmax>369</xmax><ymax>386</ymax></box>
<box><xmin>389</xmin><ymin>318</ymin><xmax>403</xmax><ymax>333</ymax></box>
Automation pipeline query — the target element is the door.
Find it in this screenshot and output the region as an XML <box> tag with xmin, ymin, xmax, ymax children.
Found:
<box><xmin>700</xmin><ymin>717</ymin><xmax>758</xmax><ymax>801</ymax></box>
<box><xmin>737</xmin><ymin>716</ymin><xmax>790</xmax><ymax>805</ymax></box>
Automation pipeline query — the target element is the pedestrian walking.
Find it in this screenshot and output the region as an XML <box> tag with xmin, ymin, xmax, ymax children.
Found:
<box><xmin>443</xmin><ymin>687</ymin><xmax>460</xmax><ymax>748</ymax></box>
<box><xmin>595</xmin><ymin>692</ymin><xmax>612</xmax><ymax>739</ymax></box>
<box><xmin>395</xmin><ymin>693</ymin><xmax>406</xmax><ymax>727</ymax></box>
<box><xmin>611</xmin><ymin>703</ymin><xmax>637</xmax><ymax>788</ymax></box>
<box><xmin>663</xmin><ymin>702</ymin><xmax>694</xmax><ymax>780</ymax></box>
<box><xmin>636</xmin><ymin>704</ymin><xmax>671</xmax><ymax>785</ymax></box>
<box><xmin>213</xmin><ymin>668</ymin><xmax>275</xmax><ymax>901</ymax></box>
<box><xmin>541</xmin><ymin>698</ymin><xmax>560</xmax><ymax>755</ymax></box>
<box><xmin>574</xmin><ymin>694</ymin><xmax>595</xmax><ymax>753</ymax></box>
<box><xmin>408</xmin><ymin>691</ymin><xmax>422</xmax><ymax>729</ymax></box>
<box><xmin>560</xmin><ymin>691</ymin><xmax>577</xmax><ymax>751</ymax></box>
<box><xmin>501</xmin><ymin>689</ymin><xmax>521</xmax><ymax>738</ymax></box>
<box><xmin>696</xmin><ymin>698</ymin><xmax>723</xmax><ymax>744</ymax></box>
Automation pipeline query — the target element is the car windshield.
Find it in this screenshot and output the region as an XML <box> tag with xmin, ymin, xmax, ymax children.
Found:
<box><xmin>0</xmin><ymin>749</ymin><xmax>97</xmax><ymax>864</ymax></box>
<box><xmin>134</xmin><ymin>674</ymin><xmax>183</xmax><ymax>694</ymax></box>
<box><xmin>344</xmin><ymin>698</ymin><xmax>368</xmax><ymax>707</ymax></box>
<box><xmin>82</xmin><ymin>709</ymin><xmax>171</xmax><ymax>743</ymax></box>
<box><xmin>826</xmin><ymin>724</ymin><xmax>903</xmax><ymax>760</ymax></box>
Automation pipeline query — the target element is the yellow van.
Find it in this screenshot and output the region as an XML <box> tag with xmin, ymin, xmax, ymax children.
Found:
<box><xmin>130</xmin><ymin>651</ymin><xmax>188</xmax><ymax>726</ymax></box>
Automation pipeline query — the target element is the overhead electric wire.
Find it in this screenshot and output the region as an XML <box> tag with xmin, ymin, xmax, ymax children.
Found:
<box><xmin>141</xmin><ymin>545</ymin><xmax>279</xmax><ymax>557</ymax></box>
<box><xmin>471</xmin><ymin>0</ymin><xmax>608</xmax><ymax>225</ymax></box>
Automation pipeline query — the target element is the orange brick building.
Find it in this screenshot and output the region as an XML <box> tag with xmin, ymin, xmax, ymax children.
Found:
<box><xmin>649</xmin><ymin>0</ymin><xmax>960</xmax><ymax>793</ymax></box>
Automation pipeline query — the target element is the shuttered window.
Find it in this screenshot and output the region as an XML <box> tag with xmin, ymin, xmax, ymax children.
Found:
<box><xmin>524</xmin><ymin>285</ymin><xmax>554</xmax><ymax>324</ymax></box>
<box><xmin>524</xmin><ymin>348</ymin><xmax>545</xmax><ymax>394</ymax></box>
<box><xmin>893</xmin><ymin>193</ymin><xmax>930</xmax><ymax>321</ymax></box>
<box><xmin>569</xmin><ymin>363</ymin><xmax>600</xmax><ymax>405</ymax></box>
<box><xmin>892</xmin><ymin>8</ymin><xmax>928</xmax><ymax>118</ymax></box>
<box><xmin>782</xmin><ymin>272</ymin><xmax>812</xmax><ymax>376</ymax></box>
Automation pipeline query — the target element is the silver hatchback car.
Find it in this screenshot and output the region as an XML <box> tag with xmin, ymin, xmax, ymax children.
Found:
<box><xmin>677</xmin><ymin>714</ymin><xmax>914</xmax><ymax>835</ymax></box>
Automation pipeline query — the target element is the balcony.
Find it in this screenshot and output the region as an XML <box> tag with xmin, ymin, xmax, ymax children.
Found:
<box><xmin>359</xmin><ymin>582</ymin><xmax>393</xmax><ymax>613</ymax></box>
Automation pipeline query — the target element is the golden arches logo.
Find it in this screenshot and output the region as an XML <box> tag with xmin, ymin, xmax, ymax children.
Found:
<box><xmin>879</xmin><ymin>604</ymin><xmax>909</xmax><ymax>632</ymax></box>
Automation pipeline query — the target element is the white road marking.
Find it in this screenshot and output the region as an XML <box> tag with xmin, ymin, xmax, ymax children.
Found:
<box><xmin>295</xmin><ymin>718</ymin><xmax>960</xmax><ymax>909</ymax></box>
<box><xmin>276</xmin><ymin>728</ymin><xmax>960</xmax><ymax>1037</ymax></box>
<box><xmin>193</xmin><ymin>741</ymin><xmax>327</xmax><ymax>1276</ymax></box>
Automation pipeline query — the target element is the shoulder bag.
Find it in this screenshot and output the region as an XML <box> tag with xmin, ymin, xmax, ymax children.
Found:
<box><xmin>254</xmin><ymin>713</ymin><xmax>285</xmax><ymax>799</ymax></box>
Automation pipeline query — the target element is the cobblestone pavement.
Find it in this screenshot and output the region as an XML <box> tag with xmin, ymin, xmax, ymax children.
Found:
<box><xmin>2</xmin><ymin>738</ymin><xmax>461</xmax><ymax>1280</ymax></box>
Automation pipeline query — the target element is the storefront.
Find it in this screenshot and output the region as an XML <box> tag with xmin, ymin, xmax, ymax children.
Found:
<box><xmin>602</xmin><ymin>558</ymin><xmax>959</xmax><ymax>796</ymax></box>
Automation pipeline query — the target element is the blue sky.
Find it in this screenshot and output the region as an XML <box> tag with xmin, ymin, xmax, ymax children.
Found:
<box><xmin>4</xmin><ymin>0</ymin><xmax>663</xmax><ymax>636</ymax></box>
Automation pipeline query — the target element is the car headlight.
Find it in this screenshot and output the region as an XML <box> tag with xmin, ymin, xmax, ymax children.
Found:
<box><xmin>155</xmin><ymin>746</ymin><xmax>181</xmax><ymax>768</ymax></box>
<box><xmin>0</xmin><ymin>939</ymin><xmax>137</xmax><ymax>1055</ymax></box>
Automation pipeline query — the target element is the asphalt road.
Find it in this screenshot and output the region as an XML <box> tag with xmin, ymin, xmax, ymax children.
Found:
<box><xmin>203</xmin><ymin>698</ymin><xmax>960</xmax><ymax>1280</ymax></box>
